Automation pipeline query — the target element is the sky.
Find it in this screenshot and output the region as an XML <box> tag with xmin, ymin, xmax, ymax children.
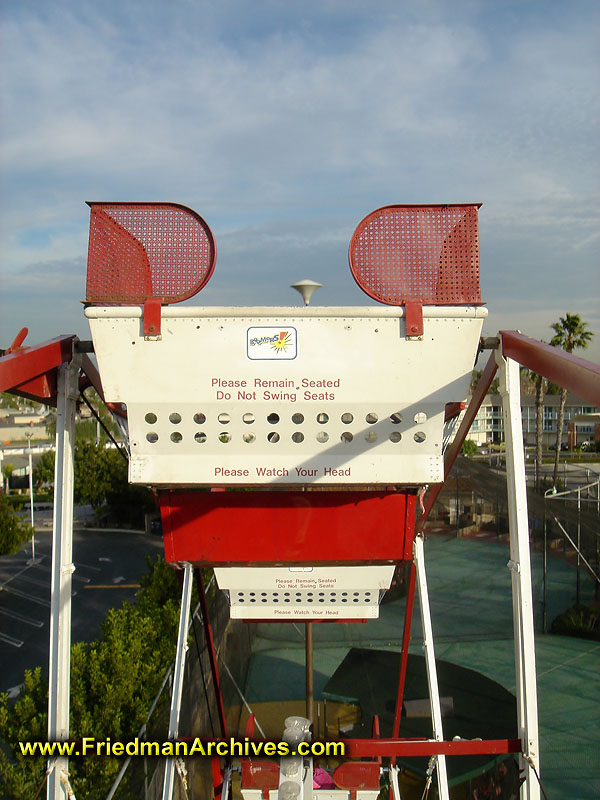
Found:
<box><xmin>1</xmin><ymin>0</ymin><xmax>599</xmax><ymax>364</ymax></box>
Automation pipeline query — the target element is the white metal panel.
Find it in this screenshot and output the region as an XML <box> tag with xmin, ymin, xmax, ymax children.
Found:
<box><xmin>214</xmin><ymin>565</ymin><xmax>395</xmax><ymax>620</ymax></box>
<box><xmin>47</xmin><ymin>362</ymin><xmax>79</xmax><ymax>800</ymax></box>
<box><xmin>497</xmin><ymin>353</ymin><xmax>541</xmax><ymax>800</ymax></box>
<box><xmin>86</xmin><ymin>306</ymin><xmax>485</xmax><ymax>486</ymax></box>
<box><xmin>414</xmin><ymin>534</ymin><xmax>449</xmax><ymax>800</ymax></box>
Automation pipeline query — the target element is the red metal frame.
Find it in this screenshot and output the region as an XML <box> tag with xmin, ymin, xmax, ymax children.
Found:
<box><xmin>501</xmin><ymin>330</ymin><xmax>600</xmax><ymax>406</ymax></box>
<box><xmin>340</xmin><ymin>737</ymin><xmax>522</xmax><ymax>758</ymax></box>
<box><xmin>0</xmin><ymin>334</ymin><xmax>76</xmax><ymax>404</ymax></box>
<box><xmin>161</xmin><ymin>490</ymin><xmax>416</xmax><ymax>566</ymax></box>
<box><xmin>182</xmin><ymin>736</ymin><xmax>522</xmax><ymax>757</ymax></box>
<box><xmin>391</xmin><ymin>561</ymin><xmax>417</xmax><ymax>763</ymax></box>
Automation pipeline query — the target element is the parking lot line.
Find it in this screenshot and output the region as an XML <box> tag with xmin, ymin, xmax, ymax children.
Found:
<box><xmin>10</xmin><ymin>574</ymin><xmax>51</xmax><ymax>590</ymax></box>
<box><xmin>84</xmin><ymin>584</ymin><xmax>141</xmax><ymax>589</ymax></box>
<box><xmin>0</xmin><ymin>631</ymin><xmax>24</xmax><ymax>648</ymax></box>
<box><xmin>1</xmin><ymin>586</ymin><xmax>51</xmax><ymax>607</ymax></box>
<box><xmin>0</xmin><ymin>607</ymin><xmax>44</xmax><ymax>627</ymax></box>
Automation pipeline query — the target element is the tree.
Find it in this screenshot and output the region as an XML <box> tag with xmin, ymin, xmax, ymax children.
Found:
<box><xmin>549</xmin><ymin>314</ymin><xmax>594</xmax><ymax>486</ymax></box>
<box><xmin>0</xmin><ymin>492</ymin><xmax>33</xmax><ymax>555</ymax></box>
<box><xmin>33</xmin><ymin>450</ymin><xmax>55</xmax><ymax>489</ymax></box>
<box><xmin>461</xmin><ymin>439</ymin><xmax>478</xmax><ymax>457</ymax></box>
<box><xmin>32</xmin><ymin>444</ymin><xmax>154</xmax><ymax>527</ymax></box>
<box><xmin>0</xmin><ymin>557</ymin><xmax>183</xmax><ymax>800</ymax></box>
<box><xmin>1</xmin><ymin>462</ymin><xmax>15</xmax><ymax>493</ymax></box>
<box><xmin>528</xmin><ymin>369</ymin><xmax>547</xmax><ymax>491</ymax></box>
<box><xmin>74</xmin><ymin>443</ymin><xmax>154</xmax><ymax>527</ymax></box>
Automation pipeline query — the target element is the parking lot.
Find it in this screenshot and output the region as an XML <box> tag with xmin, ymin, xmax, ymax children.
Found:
<box><xmin>0</xmin><ymin>528</ymin><xmax>165</xmax><ymax>695</ymax></box>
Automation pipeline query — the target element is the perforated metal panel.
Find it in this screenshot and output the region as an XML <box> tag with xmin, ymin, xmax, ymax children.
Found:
<box><xmin>349</xmin><ymin>204</ymin><xmax>482</xmax><ymax>306</ymax></box>
<box><xmin>214</xmin><ymin>566</ymin><xmax>395</xmax><ymax>619</ymax></box>
<box><xmin>86</xmin><ymin>202</ymin><xmax>216</xmax><ymax>304</ymax></box>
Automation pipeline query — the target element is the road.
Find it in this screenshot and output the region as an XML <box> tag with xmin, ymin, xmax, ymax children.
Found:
<box><xmin>0</xmin><ymin>528</ymin><xmax>165</xmax><ymax>696</ymax></box>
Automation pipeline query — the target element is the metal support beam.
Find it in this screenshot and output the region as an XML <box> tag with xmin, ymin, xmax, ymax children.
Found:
<box><xmin>413</xmin><ymin>534</ymin><xmax>450</xmax><ymax>800</ymax></box>
<box><xmin>195</xmin><ymin>568</ymin><xmax>228</xmax><ymax>738</ymax></box>
<box><xmin>500</xmin><ymin>330</ymin><xmax>600</xmax><ymax>406</ymax></box>
<box><xmin>47</xmin><ymin>360</ymin><xmax>80</xmax><ymax>800</ymax></box>
<box><xmin>497</xmin><ymin>352</ymin><xmax>540</xmax><ymax>800</ymax></box>
<box><xmin>391</xmin><ymin>562</ymin><xmax>416</xmax><ymax>766</ymax></box>
<box><xmin>162</xmin><ymin>563</ymin><xmax>194</xmax><ymax>800</ymax></box>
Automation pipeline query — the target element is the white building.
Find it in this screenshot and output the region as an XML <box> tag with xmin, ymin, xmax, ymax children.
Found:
<box><xmin>466</xmin><ymin>393</ymin><xmax>599</xmax><ymax>447</ymax></box>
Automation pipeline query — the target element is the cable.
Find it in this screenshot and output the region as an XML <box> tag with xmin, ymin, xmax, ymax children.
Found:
<box><xmin>191</xmin><ymin>611</ymin><xmax>216</xmax><ymax>737</ymax></box>
<box><xmin>419</xmin><ymin>757</ymin><xmax>435</xmax><ymax>800</ymax></box>
<box><xmin>523</xmin><ymin>756</ymin><xmax>549</xmax><ymax>800</ymax></box>
<box><xmin>32</xmin><ymin>768</ymin><xmax>50</xmax><ymax>800</ymax></box>
<box><xmin>79</xmin><ymin>391</ymin><xmax>128</xmax><ymax>462</ymax></box>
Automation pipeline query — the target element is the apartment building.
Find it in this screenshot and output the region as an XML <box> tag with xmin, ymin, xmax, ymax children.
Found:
<box><xmin>465</xmin><ymin>393</ymin><xmax>599</xmax><ymax>447</ymax></box>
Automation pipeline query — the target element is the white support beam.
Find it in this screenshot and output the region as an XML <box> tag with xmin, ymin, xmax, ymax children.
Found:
<box><xmin>162</xmin><ymin>563</ymin><xmax>194</xmax><ymax>800</ymax></box>
<box><xmin>414</xmin><ymin>533</ymin><xmax>450</xmax><ymax>800</ymax></box>
<box><xmin>497</xmin><ymin>352</ymin><xmax>540</xmax><ymax>800</ymax></box>
<box><xmin>47</xmin><ymin>360</ymin><xmax>80</xmax><ymax>800</ymax></box>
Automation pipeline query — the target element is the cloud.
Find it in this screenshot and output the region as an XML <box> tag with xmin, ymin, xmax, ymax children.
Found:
<box><xmin>1</xmin><ymin>0</ymin><xmax>598</xmax><ymax>367</ymax></box>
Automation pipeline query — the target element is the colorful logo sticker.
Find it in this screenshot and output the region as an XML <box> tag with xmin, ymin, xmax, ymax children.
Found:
<box><xmin>247</xmin><ymin>327</ymin><xmax>297</xmax><ymax>360</ymax></box>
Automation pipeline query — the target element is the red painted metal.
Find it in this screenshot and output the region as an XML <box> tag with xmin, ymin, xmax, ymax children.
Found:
<box><xmin>333</xmin><ymin>761</ymin><xmax>380</xmax><ymax>794</ymax></box>
<box><xmin>404</xmin><ymin>301</ymin><xmax>424</xmax><ymax>337</ymax></box>
<box><xmin>339</xmin><ymin>737</ymin><xmax>522</xmax><ymax>758</ymax></box>
<box><xmin>444</xmin><ymin>401</ymin><xmax>466</xmax><ymax>422</ymax></box>
<box><xmin>371</xmin><ymin>715</ymin><xmax>382</xmax><ymax>764</ymax></box>
<box><xmin>79</xmin><ymin>353</ymin><xmax>127</xmax><ymax>419</ymax></box>
<box><xmin>161</xmin><ymin>491</ymin><xmax>416</xmax><ymax>566</ymax></box>
<box><xmin>211</xmin><ymin>755</ymin><xmax>224</xmax><ymax>800</ymax></box>
<box><xmin>179</xmin><ymin>736</ymin><xmax>522</xmax><ymax>757</ymax></box>
<box><xmin>8</xmin><ymin>373</ymin><xmax>57</xmax><ymax>404</ymax></box>
<box><xmin>501</xmin><ymin>330</ymin><xmax>600</xmax><ymax>406</ymax></box>
<box><xmin>240</xmin><ymin>761</ymin><xmax>280</xmax><ymax>798</ymax></box>
<box><xmin>0</xmin><ymin>335</ymin><xmax>76</xmax><ymax>400</ymax></box>
<box><xmin>245</xmin><ymin>618</ymin><xmax>369</xmax><ymax>624</ymax></box>
<box><xmin>391</xmin><ymin>561</ymin><xmax>417</xmax><ymax>764</ymax></box>
<box><xmin>143</xmin><ymin>297</ymin><xmax>162</xmax><ymax>337</ymax></box>
<box><xmin>349</xmin><ymin>204</ymin><xmax>482</xmax><ymax>306</ymax></box>
<box><xmin>418</xmin><ymin>351</ymin><xmax>498</xmax><ymax>531</ymax></box>
<box><xmin>7</xmin><ymin>327</ymin><xmax>28</xmax><ymax>353</ymax></box>
<box><xmin>86</xmin><ymin>202</ymin><xmax>216</xmax><ymax>305</ymax></box>
<box><xmin>245</xmin><ymin>713</ymin><xmax>256</xmax><ymax>738</ymax></box>
<box><xmin>194</xmin><ymin>568</ymin><xmax>228</xmax><ymax>739</ymax></box>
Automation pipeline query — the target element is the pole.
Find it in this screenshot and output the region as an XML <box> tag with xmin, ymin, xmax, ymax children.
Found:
<box><xmin>162</xmin><ymin>563</ymin><xmax>194</xmax><ymax>800</ymax></box>
<box><xmin>47</xmin><ymin>360</ymin><xmax>80</xmax><ymax>800</ymax></box>
<box><xmin>305</xmin><ymin>622</ymin><xmax>314</xmax><ymax>722</ymax></box>
<box><xmin>391</xmin><ymin>561</ymin><xmax>416</xmax><ymax>766</ymax></box>
<box><xmin>26</xmin><ymin>435</ymin><xmax>36</xmax><ymax>562</ymax></box>
<box><xmin>194</xmin><ymin>568</ymin><xmax>228</xmax><ymax>738</ymax></box>
<box><xmin>576</xmin><ymin>487</ymin><xmax>581</xmax><ymax>605</ymax></box>
<box><xmin>455</xmin><ymin>466</ymin><xmax>460</xmax><ymax>537</ymax></box>
<box><xmin>497</xmin><ymin>350</ymin><xmax>540</xmax><ymax>800</ymax></box>
<box><xmin>542</xmin><ymin>508</ymin><xmax>547</xmax><ymax>634</ymax></box>
<box><xmin>414</xmin><ymin>533</ymin><xmax>450</xmax><ymax>800</ymax></box>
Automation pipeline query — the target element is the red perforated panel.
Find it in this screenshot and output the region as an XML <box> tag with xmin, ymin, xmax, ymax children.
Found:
<box><xmin>86</xmin><ymin>202</ymin><xmax>216</xmax><ymax>304</ymax></box>
<box><xmin>349</xmin><ymin>204</ymin><xmax>482</xmax><ymax>306</ymax></box>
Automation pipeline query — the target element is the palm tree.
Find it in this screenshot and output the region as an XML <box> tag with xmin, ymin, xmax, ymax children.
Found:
<box><xmin>550</xmin><ymin>313</ymin><xmax>594</xmax><ymax>486</ymax></box>
<box><xmin>530</xmin><ymin>370</ymin><xmax>547</xmax><ymax>490</ymax></box>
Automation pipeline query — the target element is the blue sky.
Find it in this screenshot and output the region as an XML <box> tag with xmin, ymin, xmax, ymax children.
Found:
<box><xmin>1</xmin><ymin>0</ymin><xmax>599</xmax><ymax>362</ymax></box>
